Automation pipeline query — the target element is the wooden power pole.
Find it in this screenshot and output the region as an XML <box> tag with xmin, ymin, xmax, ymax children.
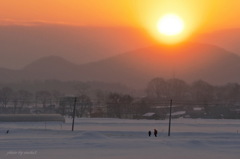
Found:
<box><xmin>168</xmin><ymin>99</ymin><xmax>173</xmax><ymax>136</ymax></box>
<box><xmin>72</xmin><ymin>97</ymin><xmax>77</xmax><ymax>131</ymax></box>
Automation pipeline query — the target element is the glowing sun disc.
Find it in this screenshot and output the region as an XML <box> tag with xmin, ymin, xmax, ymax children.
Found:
<box><xmin>157</xmin><ymin>14</ymin><xmax>184</xmax><ymax>36</ymax></box>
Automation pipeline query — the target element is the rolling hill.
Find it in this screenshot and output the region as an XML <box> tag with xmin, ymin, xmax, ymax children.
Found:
<box><xmin>1</xmin><ymin>25</ymin><xmax>240</xmax><ymax>72</ymax></box>
<box><xmin>76</xmin><ymin>42</ymin><xmax>240</xmax><ymax>87</ymax></box>
<box><xmin>195</xmin><ymin>28</ymin><xmax>240</xmax><ymax>55</ymax></box>
<box><xmin>0</xmin><ymin>42</ymin><xmax>240</xmax><ymax>88</ymax></box>
<box><xmin>0</xmin><ymin>25</ymin><xmax>153</xmax><ymax>69</ymax></box>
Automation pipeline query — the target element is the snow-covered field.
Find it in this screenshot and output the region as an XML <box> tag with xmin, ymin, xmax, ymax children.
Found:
<box><xmin>0</xmin><ymin>118</ymin><xmax>240</xmax><ymax>159</ymax></box>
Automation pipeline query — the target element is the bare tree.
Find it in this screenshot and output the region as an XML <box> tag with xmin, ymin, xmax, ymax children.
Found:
<box><xmin>0</xmin><ymin>87</ymin><xmax>13</xmax><ymax>108</ymax></box>
<box><xmin>191</xmin><ymin>80</ymin><xmax>214</xmax><ymax>102</ymax></box>
<box><xmin>119</xmin><ymin>94</ymin><xmax>133</xmax><ymax>117</ymax></box>
<box><xmin>12</xmin><ymin>91</ymin><xmax>19</xmax><ymax>114</ymax></box>
<box><xmin>224</xmin><ymin>83</ymin><xmax>240</xmax><ymax>102</ymax></box>
<box><xmin>106</xmin><ymin>93</ymin><xmax>121</xmax><ymax>118</ymax></box>
<box><xmin>18</xmin><ymin>90</ymin><xmax>33</xmax><ymax>109</ymax></box>
<box><xmin>106</xmin><ymin>93</ymin><xmax>134</xmax><ymax>118</ymax></box>
<box><xmin>51</xmin><ymin>90</ymin><xmax>64</xmax><ymax>106</ymax></box>
<box><xmin>145</xmin><ymin>77</ymin><xmax>168</xmax><ymax>99</ymax></box>
<box><xmin>35</xmin><ymin>90</ymin><xmax>52</xmax><ymax>108</ymax></box>
<box><xmin>167</xmin><ymin>78</ymin><xmax>188</xmax><ymax>100</ymax></box>
<box><xmin>58</xmin><ymin>96</ymin><xmax>74</xmax><ymax>116</ymax></box>
<box><xmin>94</xmin><ymin>89</ymin><xmax>107</xmax><ymax>107</ymax></box>
<box><xmin>76</xmin><ymin>95</ymin><xmax>92</xmax><ymax>117</ymax></box>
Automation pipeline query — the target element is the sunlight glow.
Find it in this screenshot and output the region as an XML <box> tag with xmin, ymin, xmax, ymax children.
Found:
<box><xmin>157</xmin><ymin>14</ymin><xmax>184</xmax><ymax>36</ymax></box>
<box><xmin>134</xmin><ymin>1</ymin><xmax>213</xmax><ymax>44</ymax></box>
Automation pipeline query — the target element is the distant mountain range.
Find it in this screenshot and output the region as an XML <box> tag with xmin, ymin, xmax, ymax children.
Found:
<box><xmin>1</xmin><ymin>25</ymin><xmax>240</xmax><ymax>70</ymax></box>
<box><xmin>0</xmin><ymin>25</ymin><xmax>153</xmax><ymax>69</ymax></box>
<box><xmin>1</xmin><ymin>42</ymin><xmax>240</xmax><ymax>88</ymax></box>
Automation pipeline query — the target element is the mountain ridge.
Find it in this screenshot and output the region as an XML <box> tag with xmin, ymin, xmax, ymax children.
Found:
<box><xmin>1</xmin><ymin>25</ymin><xmax>240</xmax><ymax>69</ymax></box>
<box><xmin>0</xmin><ymin>42</ymin><xmax>240</xmax><ymax>88</ymax></box>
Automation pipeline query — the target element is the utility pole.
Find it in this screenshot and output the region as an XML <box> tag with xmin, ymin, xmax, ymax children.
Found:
<box><xmin>72</xmin><ymin>97</ymin><xmax>77</xmax><ymax>131</ymax></box>
<box><xmin>168</xmin><ymin>99</ymin><xmax>172</xmax><ymax>136</ymax></box>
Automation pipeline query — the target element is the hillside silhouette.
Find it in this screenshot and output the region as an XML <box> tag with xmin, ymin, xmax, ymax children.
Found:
<box><xmin>0</xmin><ymin>42</ymin><xmax>239</xmax><ymax>88</ymax></box>
<box><xmin>1</xmin><ymin>25</ymin><xmax>240</xmax><ymax>70</ymax></box>
<box><xmin>195</xmin><ymin>28</ymin><xmax>240</xmax><ymax>55</ymax></box>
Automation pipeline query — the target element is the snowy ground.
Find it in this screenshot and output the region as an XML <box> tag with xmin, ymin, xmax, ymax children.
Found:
<box><xmin>0</xmin><ymin>118</ymin><xmax>240</xmax><ymax>159</ymax></box>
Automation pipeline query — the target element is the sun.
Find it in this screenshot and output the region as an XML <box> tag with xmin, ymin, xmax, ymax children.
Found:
<box><xmin>157</xmin><ymin>14</ymin><xmax>185</xmax><ymax>36</ymax></box>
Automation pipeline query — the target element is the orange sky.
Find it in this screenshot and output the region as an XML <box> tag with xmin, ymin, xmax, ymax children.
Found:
<box><xmin>0</xmin><ymin>0</ymin><xmax>240</xmax><ymax>43</ymax></box>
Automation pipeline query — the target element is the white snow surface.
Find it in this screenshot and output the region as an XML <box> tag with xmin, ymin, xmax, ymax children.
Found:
<box><xmin>0</xmin><ymin>118</ymin><xmax>240</xmax><ymax>159</ymax></box>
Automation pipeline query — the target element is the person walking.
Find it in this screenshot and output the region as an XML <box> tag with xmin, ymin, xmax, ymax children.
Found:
<box><xmin>154</xmin><ymin>129</ymin><xmax>158</xmax><ymax>137</ymax></box>
<box><xmin>148</xmin><ymin>130</ymin><xmax>152</xmax><ymax>137</ymax></box>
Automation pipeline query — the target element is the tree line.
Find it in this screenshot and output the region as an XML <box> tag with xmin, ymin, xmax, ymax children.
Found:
<box><xmin>0</xmin><ymin>78</ymin><xmax>240</xmax><ymax>119</ymax></box>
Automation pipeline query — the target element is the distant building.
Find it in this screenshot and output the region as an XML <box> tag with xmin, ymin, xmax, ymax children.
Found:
<box><xmin>167</xmin><ymin>111</ymin><xmax>186</xmax><ymax>118</ymax></box>
<box><xmin>142</xmin><ymin>112</ymin><xmax>159</xmax><ymax>119</ymax></box>
<box><xmin>187</xmin><ymin>107</ymin><xmax>205</xmax><ymax>118</ymax></box>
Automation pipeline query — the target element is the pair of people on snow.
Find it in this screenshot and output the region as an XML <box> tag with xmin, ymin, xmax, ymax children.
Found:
<box><xmin>148</xmin><ymin>129</ymin><xmax>158</xmax><ymax>137</ymax></box>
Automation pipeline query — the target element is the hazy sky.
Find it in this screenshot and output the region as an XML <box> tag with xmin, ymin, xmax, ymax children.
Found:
<box><xmin>1</xmin><ymin>0</ymin><xmax>239</xmax><ymax>45</ymax></box>
<box><xmin>0</xmin><ymin>0</ymin><xmax>239</xmax><ymax>30</ymax></box>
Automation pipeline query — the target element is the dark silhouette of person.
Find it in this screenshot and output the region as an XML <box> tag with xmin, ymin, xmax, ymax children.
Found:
<box><xmin>6</xmin><ymin>130</ymin><xmax>9</xmax><ymax>134</ymax></box>
<box><xmin>148</xmin><ymin>131</ymin><xmax>152</xmax><ymax>137</ymax></box>
<box><xmin>154</xmin><ymin>129</ymin><xmax>158</xmax><ymax>137</ymax></box>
